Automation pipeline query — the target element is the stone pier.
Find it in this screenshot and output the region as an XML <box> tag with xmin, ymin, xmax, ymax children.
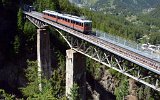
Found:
<box><xmin>37</xmin><ymin>26</ymin><xmax>52</xmax><ymax>90</ymax></box>
<box><xmin>66</xmin><ymin>49</ymin><xmax>86</xmax><ymax>100</ymax></box>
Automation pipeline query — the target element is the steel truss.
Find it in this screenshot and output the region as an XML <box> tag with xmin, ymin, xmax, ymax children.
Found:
<box><xmin>24</xmin><ymin>14</ymin><xmax>160</xmax><ymax>92</ymax></box>
<box><xmin>25</xmin><ymin>15</ymin><xmax>46</xmax><ymax>28</ymax></box>
<box><xmin>56</xmin><ymin>30</ymin><xmax>160</xmax><ymax>92</ymax></box>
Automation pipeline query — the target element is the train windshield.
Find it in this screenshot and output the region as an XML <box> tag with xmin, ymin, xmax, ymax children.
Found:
<box><xmin>84</xmin><ymin>22</ymin><xmax>92</xmax><ymax>27</ymax></box>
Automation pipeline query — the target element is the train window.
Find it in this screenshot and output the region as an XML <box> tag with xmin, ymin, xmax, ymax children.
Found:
<box><xmin>79</xmin><ymin>23</ymin><xmax>81</xmax><ymax>26</ymax></box>
<box><xmin>71</xmin><ymin>20</ymin><xmax>75</xmax><ymax>24</ymax></box>
<box><xmin>85</xmin><ymin>23</ymin><xmax>91</xmax><ymax>27</ymax></box>
<box><xmin>82</xmin><ymin>23</ymin><xmax>83</xmax><ymax>27</ymax></box>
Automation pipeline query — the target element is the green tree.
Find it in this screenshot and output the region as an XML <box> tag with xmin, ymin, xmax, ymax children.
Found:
<box><xmin>34</xmin><ymin>0</ymin><xmax>58</xmax><ymax>12</ymax></box>
<box><xmin>69</xmin><ymin>83</ymin><xmax>80</xmax><ymax>100</ymax></box>
<box><xmin>21</xmin><ymin>60</ymin><xmax>55</xmax><ymax>99</ymax></box>
<box><xmin>114</xmin><ymin>78</ymin><xmax>129</xmax><ymax>100</ymax></box>
<box><xmin>51</xmin><ymin>70</ymin><xmax>65</xmax><ymax>98</ymax></box>
<box><xmin>17</xmin><ymin>8</ymin><xmax>23</xmax><ymax>30</ymax></box>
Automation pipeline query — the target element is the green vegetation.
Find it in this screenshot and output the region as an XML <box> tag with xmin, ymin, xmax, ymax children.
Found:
<box><xmin>19</xmin><ymin>58</ymin><xmax>66</xmax><ymax>99</ymax></box>
<box><xmin>21</xmin><ymin>60</ymin><xmax>61</xmax><ymax>99</ymax></box>
<box><xmin>34</xmin><ymin>0</ymin><xmax>57</xmax><ymax>12</ymax></box>
<box><xmin>0</xmin><ymin>0</ymin><xmax>160</xmax><ymax>100</ymax></box>
<box><xmin>114</xmin><ymin>78</ymin><xmax>129</xmax><ymax>100</ymax></box>
<box><xmin>17</xmin><ymin>8</ymin><xmax>24</xmax><ymax>31</ymax></box>
<box><xmin>149</xmin><ymin>5</ymin><xmax>160</xmax><ymax>18</ymax></box>
<box><xmin>73</xmin><ymin>0</ymin><xmax>160</xmax><ymax>15</ymax></box>
<box><xmin>0</xmin><ymin>89</ymin><xmax>15</xmax><ymax>99</ymax></box>
<box><xmin>69</xmin><ymin>83</ymin><xmax>80</xmax><ymax>100</ymax></box>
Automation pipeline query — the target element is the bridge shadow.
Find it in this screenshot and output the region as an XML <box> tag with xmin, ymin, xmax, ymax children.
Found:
<box><xmin>86</xmin><ymin>72</ymin><xmax>116</xmax><ymax>100</ymax></box>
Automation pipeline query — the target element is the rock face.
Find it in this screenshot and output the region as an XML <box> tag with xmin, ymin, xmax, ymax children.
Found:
<box><xmin>125</xmin><ymin>79</ymin><xmax>138</xmax><ymax>100</ymax></box>
<box><xmin>128</xmin><ymin>79</ymin><xmax>137</xmax><ymax>95</ymax></box>
<box><xmin>87</xmin><ymin>66</ymin><xmax>116</xmax><ymax>100</ymax></box>
<box><xmin>99</xmin><ymin>70</ymin><xmax>116</xmax><ymax>94</ymax></box>
<box><xmin>125</xmin><ymin>95</ymin><xmax>138</xmax><ymax>100</ymax></box>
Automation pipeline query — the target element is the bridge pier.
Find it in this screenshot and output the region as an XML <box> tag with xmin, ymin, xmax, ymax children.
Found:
<box><xmin>37</xmin><ymin>26</ymin><xmax>52</xmax><ymax>91</ymax></box>
<box><xmin>66</xmin><ymin>49</ymin><xmax>86</xmax><ymax>100</ymax></box>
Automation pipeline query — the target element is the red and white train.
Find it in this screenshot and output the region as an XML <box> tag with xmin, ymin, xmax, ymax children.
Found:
<box><xmin>42</xmin><ymin>10</ymin><xmax>160</xmax><ymax>74</ymax></box>
<box><xmin>42</xmin><ymin>10</ymin><xmax>92</xmax><ymax>33</ymax></box>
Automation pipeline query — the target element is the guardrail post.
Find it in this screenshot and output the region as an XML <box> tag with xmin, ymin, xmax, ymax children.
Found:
<box><xmin>37</xmin><ymin>26</ymin><xmax>52</xmax><ymax>91</ymax></box>
<box><xmin>66</xmin><ymin>49</ymin><xmax>86</xmax><ymax>100</ymax></box>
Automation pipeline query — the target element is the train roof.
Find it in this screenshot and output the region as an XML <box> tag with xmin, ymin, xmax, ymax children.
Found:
<box><xmin>43</xmin><ymin>10</ymin><xmax>92</xmax><ymax>23</ymax></box>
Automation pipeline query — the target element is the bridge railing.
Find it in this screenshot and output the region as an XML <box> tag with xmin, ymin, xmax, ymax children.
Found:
<box><xmin>94</xmin><ymin>30</ymin><xmax>160</xmax><ymax>60</ymax></box>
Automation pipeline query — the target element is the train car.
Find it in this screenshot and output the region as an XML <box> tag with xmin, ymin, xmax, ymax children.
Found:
<box><xmin>42</xmin><ymin>10</ymin><xmax>92</xmax><ymax>33</ymax></box>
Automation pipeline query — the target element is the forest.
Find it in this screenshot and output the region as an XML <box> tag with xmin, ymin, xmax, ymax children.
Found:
<box><xmin>0</xmin><ymin>0</ymin><xmax>160</xmax><ymax>100</ymax></box>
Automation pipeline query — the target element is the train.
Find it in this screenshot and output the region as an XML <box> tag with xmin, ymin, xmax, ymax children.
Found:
<box><xmin>41</xmin><ymin>10</ymin><xmax>160</xmax><ymax>73</ymax></box>
<box><xmin>42</xmin><ymin>10</ymin><xmax>92</xmax><ymax>34</ymax></box>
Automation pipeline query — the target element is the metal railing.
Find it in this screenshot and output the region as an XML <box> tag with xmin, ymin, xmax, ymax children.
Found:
<box><xmin>94</xmin><ymin>30</ymin><xmax>160</xmax><ymax>62</ymax></box>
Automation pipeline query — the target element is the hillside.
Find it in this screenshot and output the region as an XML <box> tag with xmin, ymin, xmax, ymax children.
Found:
<box><xmin>71</xmin><ymin>0</ymin><xmax>160</xmax><ymax>15</ymax></box>
<box><xmin>149</xmin><ymin>5</ymin><xmax>160</xmax><ymax>18</ymax></box>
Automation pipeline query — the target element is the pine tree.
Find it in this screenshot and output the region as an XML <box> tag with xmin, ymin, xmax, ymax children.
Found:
<box><xmin>17</xmin><ymin>8</ymin><xmax>23</xmax><ymax>30</ymax></box>
<box><xmin>69</xmin><ymin>83</ymin><xmax>80</xmax><ymax>100</ymax></box>
<box><xmin>21</xmin><ymin>60</ymin><xmax>56</xmax><ymax>99</ymax></box>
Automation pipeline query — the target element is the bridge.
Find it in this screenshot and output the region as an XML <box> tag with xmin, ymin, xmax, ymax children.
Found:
<box><xmin>23</xmin><ymin>10</ymin><xmax>160</xmax><ymax>98</ymax></box>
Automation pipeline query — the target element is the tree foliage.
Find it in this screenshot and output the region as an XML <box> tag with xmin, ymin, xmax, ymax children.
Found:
<box><xmin>21</xmin><ymin>60</ymin><xmax>56</xmax><ymax>99</ymax></box>
<box><xmin>34</xmin><ymin>0</ymin><xmax>59</xmax><ymax>12</ymax></box>
<box><xmin>0</xmin><ymin>89</ymin><xmax>15</xmax><ymax>100</ymax></box>
<box><xmin>17</xmin><ymin>8</ymin><xmax>23</xmax><ymax>31</ymax></box>
<box><xmin>69</xmin><ymin>83</ymin><xmax>80</xmax><ymax>100</ymax></box>
<box><xmin>114</xmin><ymin>78</ymin><xmax>129</xmax><ymax>100</ymax></box>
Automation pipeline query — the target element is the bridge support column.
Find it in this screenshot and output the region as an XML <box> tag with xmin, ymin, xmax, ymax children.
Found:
<box><xmin>66</xmin><ymin>49</ymin><xmax>86</xmax><ymax>100</ymax></box>
<box><xmin>37</xmin><ymin>26</ymin><xmax>52</xmax><ymax>91</ymax></box>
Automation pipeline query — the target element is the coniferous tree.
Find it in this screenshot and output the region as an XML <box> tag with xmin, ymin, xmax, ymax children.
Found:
<box><xmin>21</xmin><ymin>60</ymin><xmax>56</xmax><ymax>99</ymax></box>
<box><xmin>17</xmin><ymin>8</ymin><xmax>23</xmax><ymax>31</ymax></box>
<box><xmin>69</xmin><ymin>83</ymin><xmax>80</xmax><ymax>100</ymax></box>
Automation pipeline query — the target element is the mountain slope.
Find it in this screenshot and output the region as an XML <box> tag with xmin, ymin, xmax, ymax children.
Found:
<box><xmin>149</xmin><ymin>5</ymin><xmax>160</xmax><ymax>18</ymax></box>
<box><xmin>71</xmin><ymin>0</ymin><xmax>160</xmax><ymax>15</ymax></box>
